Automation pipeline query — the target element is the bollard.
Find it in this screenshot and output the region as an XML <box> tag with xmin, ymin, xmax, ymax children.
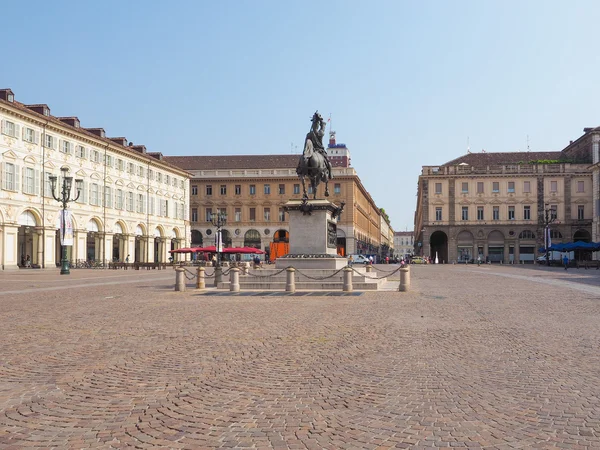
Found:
<box><xmin>366</xmin><ymin>264</ymin><xmax>373</xmax><ymax>273</ymax></box>
<box><xmin>175</xmin><ymin>267</ymin><xmax>186</xmax><ymax>292</ymax></box>
<box><xmin>214</xmin><ymin>266</ymin><xmax>222</xmax><ymax>287</ymax></box>
<box><xmin>241</xmin><ymin>263</ymin><xmax>249</xmax><ymax>275</ymax></box>
<box><xmin>343</xmin><ymin>267</ymin><xmax>353</xmax><ymax>292</ymax></box>
<box><xmin>230</xmin><ymin>267</ymin><xmax>240</xmax><ymax>292</ymax></box>
<box><xmin>286</xmin><ymin>267</ymin><xmax>296</xmax><ymax>293</ymax></box>
<box><xmin>196</xmin><ymin>267</ymin><xmax>205</xmax><ymax>289</ymax></box>
<box><xmin>399</xmin><ymin>267</ymin><xmax>410</xmax><ymax>292</ymax></box>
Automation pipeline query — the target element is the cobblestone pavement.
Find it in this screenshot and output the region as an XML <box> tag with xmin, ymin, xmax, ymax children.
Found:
<box><xmin>0</xmin><ymin>265</ymin><xmax>599</xmax><ymax>449</ymax></box>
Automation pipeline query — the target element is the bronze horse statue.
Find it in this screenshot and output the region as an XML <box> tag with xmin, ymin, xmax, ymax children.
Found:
<box><xmin>296</xmin><ymin>111</ymin><xmax>333</xmax><ymax>200</ymax></box>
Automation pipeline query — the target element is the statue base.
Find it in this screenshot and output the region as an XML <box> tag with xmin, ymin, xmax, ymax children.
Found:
<box><xmin>275</xmin><ymin>199</ymin><xmax>346</xmax><ymax>270</ymax></box>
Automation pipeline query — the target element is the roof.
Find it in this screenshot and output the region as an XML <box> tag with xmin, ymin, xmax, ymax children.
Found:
<box><xmin>164</xmin><ymin>154</ymin><xmax>301</xmax><ymax>171</ymax></box>
<box><xmin>443</xmin><ymin>151</ymin><xmax>563</xmax><ymax>166</ymax></box>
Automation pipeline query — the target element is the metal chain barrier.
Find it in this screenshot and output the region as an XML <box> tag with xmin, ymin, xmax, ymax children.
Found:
<box><xmin>245</xmin><ymin>267</ymin><xmax>290</xmax><ymax>278</ymax></box>
<box><xmin>294</xmin><ymin>266</ymin><xmax>347</xmax><ymax>280</ymax></box>
<box><xmin>350</xmin><ymin>265</ymin><xmax>403</xmax><ymax>280</ymax></box>
<box><xmin>183</xmin><ymin>268</ymin><xmax>197</xmax><ymax>280</ymax></box>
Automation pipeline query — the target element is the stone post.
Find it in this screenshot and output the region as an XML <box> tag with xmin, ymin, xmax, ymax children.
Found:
<box><xmin>175</xmin><ymin>267</ymin><xmax>186</xmax><ymax>291</ymax></box>
<box><xmin>196</xmin><ymin>267</ymin><xmax>205</xmax><ymax>289</ymax></box>
<box><xmin>230</xmin><ymin>267</ymin><xmax>240</xmax><ymax>292</ymax></box>
<box><xmin>366</xmin><ymin>264</ymin><xmax>373</xmax><ymax>273</ymax></box>
<box><xmin>286</xmin><ymin>267</ymin><xmax>296</xmax><ymax>293</ymax></box>
<box><xmin>343</xmin><ymin>267</ymin><xmax>353</xmax><ymax>292</ymax></box>
<box><xmin>214</xmin><ymin>266</ymin><xmax>222</xmax><ymax>287</ymax></box>
<box><xmin>399</xmin><ymin>267</ymin><xmax>410</xmax><ymax>292</ymax></box>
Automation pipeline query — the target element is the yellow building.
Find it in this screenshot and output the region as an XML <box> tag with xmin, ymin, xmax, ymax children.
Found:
<box><xmin>164</xmin><ymin>154</ymin><xmax>390</xmax><ymax>259</ymax></box>
<box><xmin>415</xmin><ymin>147</ymin><xmax>593</xmax><ymax>263</ymax></box>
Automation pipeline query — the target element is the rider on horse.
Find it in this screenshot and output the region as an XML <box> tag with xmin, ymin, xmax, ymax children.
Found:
<box><xmin>305</xmin><ymin>111</ymin><xmax>332</xmax><ymax>180</ymax></box>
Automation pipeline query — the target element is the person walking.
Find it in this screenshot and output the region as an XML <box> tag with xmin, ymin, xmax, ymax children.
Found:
<box><xmin>563</xmin><ymin>254</ymin><xmax>569</xmax><ymax>270</ymax></box>
<box><xmin>348</xmin><ymin>255</ymin><xmax>353</xmax><ymax>267</ymax></box>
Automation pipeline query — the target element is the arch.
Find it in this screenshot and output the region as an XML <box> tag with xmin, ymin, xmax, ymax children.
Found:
<box><xmin>518</xmin><ymin>230</ymin><xmax>536</xmax><ymax>240</ymax></box>
<box><xmin>154</xmin><ymin>226</ymin><xmax>164</xmax><ymax>238</ymax></box>
<box><xmin>191</xmin><ymin>230</ymin><xmax>203</xmax><ymax>246</ymax></box>
<box><xmin>170</xmin><ymin>229</ymin><xmax>177</xmax><ymax>239</ymax></box>
<box><xmin>487</xmin><ymin>230</ymin><xmax>505</xmax><ymax>263</ymax></box>
<box><xmin>171</xmin><ymin>228</ymin><xmax>181</xmax><ymax>239</ymax></box>
<box><xmin>18</xmin><ymin>210</ymin><xmax>39</xmax><ymax>227</ymax></box>
<box><xmin>456</xmin><ymin>230</ymin><xmax>474</xmax><ymax>263</ymax></box>
<box><xmin>274</xmin><ymin>229</ymin><xmax>289</xmax><ymax>243</ymax></box>
<box><xmin>429</xmin><ymin>230</ymin><xmax>448</xmax><ymax>263</ymax></box>
<box><xmin>113</xmin><ymin>221</ymin><xmax>126</xmax><ymax>234</ymax></box>
<box><xmin>488</xmin><ymin>230</ymin><xmax>505</xmax><ymax>243</ymax></box>
<box><xmin>221</xmin><ymin>229</ymin><xmax>232</xmax><ymax>247</ymax></box>
<box><xmin>244</xmin><ymin>229</ymin><xmax>262</xmax><ymax>249</ymax></box>
<box><xmin>135</xmin><ymin>224</ymin><xmax>145</xmax><ymax>236</ymax></box>
<box><xmin>87</xmin><ymin>218</ymin><xmax>102</xmax><ymax>232</ymax></box>
<box><xmin>456</xmin><ymin>230</ymin><xmax>474</xmax><ymax>243</ymax></box>
<box><xmin>573</xmin><ymin>229</ymin><xmax>591</xmax><ymax>242</ymax></box>
<box><xmin>336</xmin><ymin>228</ymin><xmax>346</xmax><ymax>238</ymax></box>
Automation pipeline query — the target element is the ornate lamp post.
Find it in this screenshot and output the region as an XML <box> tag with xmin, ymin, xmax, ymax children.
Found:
<box><xmin>49</xmin><ymin>167</ymin><xmax>83</xmax><ymax>275</ymax></box>
<box><xmin>539</xmin><ymin>203</ymin><xmax>557</xmax><ymax>266</ymax></box>
<box><xmin>209</xmin><ymin>210</ymin><xmax>227</xmax><ymax>267</ymax></box>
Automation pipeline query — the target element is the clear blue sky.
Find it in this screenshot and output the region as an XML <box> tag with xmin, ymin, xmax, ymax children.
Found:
<box><xmin>3</xmin><ymin>0</ymin><xmax>600</xmax><ymax>231</ymax></box>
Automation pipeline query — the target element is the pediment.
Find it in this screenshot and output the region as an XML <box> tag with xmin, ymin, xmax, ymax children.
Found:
<box><xmin>147</xmin><ymin>187</ymin><xmax>155</xmax><ymax>194</ymax></box>
<box><xmin>2</xmin><ymin>150</ymin><xmax>17</xmax><ymax>160</ymax></box>
<box><xmin>127</xmin><ymin>182</ymin><xmax>136</xmax><ymax>189</ymax></box>
<box><xmin>489</xmin><ymin>198</ymin><xmax>503</xmax><ymax>204</ymax></box>
<box><xmin>23</xmin><ymin>155</ymin><xmax>37</xmax><ymax>165</ymax></box>
<box><xmin>90</xmin><ymin>172</ymin><xmax>102</xmax><ymax>180</ymax></box>
<box><xmin>573</xmin><ymin>198</ymin><xmax>588</xmax><ymax>204</ymax></box>
<box><xmin>105</xmin><ymin>176</ymin><xmax>113</xmax><ymax>184</ymax></box>
<box><xmin>137</xmin><ymin>185</ymin><xmax>145</xmax><ymax>191</ymax></box>
<box><xmin>44</xmin><ymin>161</ymin><xmax>58</xmax><ymax>169</ymax></box>
<box><xmin>115</xmin><ymin>179</ymin><xmax>124</xmax><ymax>186</ymax></box>
<box><xmin>430</xmin><ymin>199</ymin><xmax>444</xmax><ymax>205</ymax></box>
<box><xmin>75</xmin><ymin>169</ymin><xmax>87</xmax><ymax>178</ymax></box>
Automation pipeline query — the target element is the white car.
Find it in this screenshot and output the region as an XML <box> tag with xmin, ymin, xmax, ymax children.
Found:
<box><xmin>349</xmin><ymin>255</ymin><xmax>369</xmax><ymax>264</ymax></box>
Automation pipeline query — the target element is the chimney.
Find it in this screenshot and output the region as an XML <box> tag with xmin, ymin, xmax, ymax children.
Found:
<box><xmin>0</xmin><ymin>88</ymin><xmax>15</xmax><ymax>102</ymax></box>
<box><xmin>58</xmin><ymin>117</ymin><xmax>80</xmax><ymax>128</ymax></box>
<box><xmin>85</xmin><ymin>128</ymin><xmax>106</xmax><ymax>138</ymax></box>
<box><xmin>109</xmin><ymin>137</ymin><xmax>128</xmax><ymax>146</ymax></box>
<box><xmin>148</xmin><ymin>152</ymin><xmax>163</xmax><ymax>161</ymax></box>
<box><xmin>584</xmin><ymin>127</ymin><xmax>593</xmax><ymax>133</ymax></box>
<box><xmin>570</xmin><ymin>140</ymin><xmax>573</xmax><ymax>144</ymax></box>
<box><xmin>25</xmin><ymin>104</ymin><xmax>51</xmax><ymax>116</ymax></box>
<box><xmin>131</xmin><ymin>144</ymin><xmax>147</xmax><ymax>154</ymax></box>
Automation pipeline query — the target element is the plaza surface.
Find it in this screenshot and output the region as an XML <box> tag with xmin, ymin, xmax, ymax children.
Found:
<box><xmin>0</xmin><ymin>265</ymin><xmax>599</xmax><ymax>449</ymax></box>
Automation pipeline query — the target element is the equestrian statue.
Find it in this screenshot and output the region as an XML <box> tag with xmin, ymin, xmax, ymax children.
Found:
<box><xmin>296</xmin><ymin>111</ymin><xmax>333</xmax><ymax>200</ymax></box>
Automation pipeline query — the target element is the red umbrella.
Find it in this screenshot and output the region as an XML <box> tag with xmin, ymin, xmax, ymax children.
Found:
<box><xmin>238</xmin><ymin>246</ymin><xmax>265</xmax><ymax>254</ymax></box>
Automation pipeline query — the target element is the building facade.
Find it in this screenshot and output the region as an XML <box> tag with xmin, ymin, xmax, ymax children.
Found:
<box><xmin>165</xmin><ymin>144</ymin><xmax>390</xmax><ymax>259</ymax></box>
<box><xmin>0</xmin><ymin>88</ymin><xmax>190</xmax><ymax>270</ymax></box>
<box><xmin>393</xmin><ymin>231</ymin><xmax>414</xmax><ymax>259</ymax></box>
<box><xmin>414</xmin><ymin>140</ymin><xmax>594</xmax><ymax>264</ymax></box>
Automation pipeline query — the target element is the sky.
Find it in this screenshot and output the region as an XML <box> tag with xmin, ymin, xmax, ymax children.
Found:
<box><xmin>3</xmin><ymin>0</ymin><xmax>600</xmax><ymax>231</ymax></box>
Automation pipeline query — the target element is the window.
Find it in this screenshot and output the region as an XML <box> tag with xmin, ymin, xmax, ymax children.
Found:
<box><xmin>157</xmin><ymin>172</ymin><xmax>162</xmax><ymax>183</ymax></box>
<box><xmin>508</xmin><ymin>182</ymin><xmax>515</xmax><ymax>193</ymax></box>
<box><xmin>461</xmin><ymin>206</ymin><xmax>469</xmax><ymax>221</ymax></box>
<box><xmin>104</xmin><ymin>186</ymin><xmax>113</xmax><ymax>208</ymax></box>
<box><xmin>92</xmin><ymin>150</ymin><xmax>100</xmax><ymax>163</ymax></box>
<box><xmin>519</xmin><ymin>230</ymin><xmax>535</xmax><ymax>239</ymax></box>
<box><xmin>235</xmin><ymin>208</ymin><xmax>241</xmax><ymax>222</ymax></box>
<box><xmin>264</xmin><ymin>184</ymin><xmax>270</xmax><ymax>194</ymax></box>
<box><xmin>550</xmin><ymin>181</ymin><xmax>557</xmax><ymax>192</ymax></box>
<box><xmin>44</xmin><ymin>172</ymin><xmax>55</xmax><ymax>197</ymax></box>
<box><xmin>577</xmin><ymin>181</ymin><xmax>585</xmax><ymax>192</ymax></box>
<box><xmin>550</xmin><ymin>204</ymin><xmax>558</xmax><ymax>220</ymax></box>
<box><xmin>220</xmin><ymin>185</ymin><xmax>227</xmax><ymax>195</ymax></box>
<box><xmin>135</xmin><ymin>194</ymin><xmax>143</xmax><ymax>213</ymax></box>
<box><xmin>523</xmin><ymin>205</ymin><xmax>531</xmax><ymax>220</ymax></box>
<box><xmin>249</xmin><ymin>207</ymin><xmax>256</xmax><ymax>221</ymax></box>
<box><xmin>137</xmin><ymin>165</ymin><xmax>144</xmax><ymax>177</ymax></box>
<box><xmin>191</xmin><ymin>185</ymin><xmax>198</xmax><ymax>195</ymax></box>
<box><xmin>524</xmin><ymin>181</ymin><xmax>531</xmax><ymax>193</ymax></box>
<box><xmin>334</xmin><ymin>183</ymin><xmax>341</xmax><ymax>194</ymax></box>
<box><xmin>206</xmin><ymin>185</ymin><xmax>212</xmax><ymax>196</ymax></box>
<box><xmin>461</xmin><ymin>182</ymin><xmax>468</xmax><ymax>193</ymax></box>
<box><xmin>117</xmin><ymin>159</ymin><xmax>124</xmax><ymax>171</ymax></box>
<box><xmin>116</xmin><ymin>189</ymin><xmax>124</xmax><ymax>210</ymax></box>
<box><xmin>435</xmin><ymin>207</ymin><xmax>442</xmax><ymax>221</ymax></box>
<box><xmin>279</xmin><ymin>208</ymin><xmax>285</xmax><ymax>221</ymax></box>
<box><xmin>492</xmin><ymin>182</ymin><xmax>499</xmax><ymax>193</ymax></box>
<box><xmin>205</xmin><ymin>207</ymin><xmax>212</xmax><ymax>222</ymax></box>
<box><xmin>191</xmin><ymin>208</ymin><xmax>198</xmax><ymax>222</ymax></box>
<box><xmin>44</xmin><ymin>134</ymin><xmax>55</xmax><ymax>149</ymax></box>
<box><xmin>278</xmin><ymin>184</ymin><xmax>285</xmax><ymax>195</ymax></box>
<box><xmin>578</xmin><ymin>205</ymin><xmax>585</xmax><ymax>220</ymax></box>
<box><xmin>477</xmin><ymin>182</ymin><xmax>484</xmax><ymax>194</ymax></box>
<box><xmin>293</xmin><ymin>184</ymin><xmax>300</xmax><ymax>194</ymax></box>
<box><xmin>477</xmin><ymin>206</ymin><xmax>484</xmax><ymax>220</ymax></box>
<box><xmin>22</xmin><ymin>167</ymin><xmax>38</xmax><ymax>195</ymax></box>
<box><xmin>249</xmin><ymin>185</ymin><xmax>256</xmax><ymax>195</ymax></box>
<box><xmin>60</xmin><ymin>140</ymin><xmax>72</xmax><ymax>154</ymax></box>
<box><xmin>235</xmin><ymin>184</ymin><xmax>241</xmax><ymax>195</ymax></box>
<box><xmin>435</xmin><ymin>182</ymin><xmax>442</xmax><ymax>194</ymax></box>
<box><xmin>76</xmin><ymin>145</ymin><xmax>87</xmax><ymax>159</ymax></box>
<box><xmin>24</xmin><ymin>127</ymin><xmax>38</xmax><ymax>143</ymax></box>
<box><xmin>493</xmin><ymin>206</ymin><xmax>500</xmax><ymax>220</ymax></box>
<box><xmin>165</xmin><ymin>175</ymin><xmax>170</xmax><ymax>185</ymax></box>
<box><xmin>1</xmin><ymin>120</ymin><xmax>18</xmax><ymax>137</ymax></box>
<box><xmin>90</xmin><ymin>183</ymin><xmax>100</xmax><ymax>206</ymax></box>
<box><xmin>147</xmin><ymin>168</ymin><xmax>153</xmax><ymax>179</ymax></box>
<box><xmin>162</xmin><ymin>199</ymin><xmax>169</xmax><ymax>217</ymax></box>
<box><xmin>264</xmin><ymin>207</ymin><xmax>271</xmax><ymax>221</ymax></box>
<box><xmin>508</xmin><ymin>206</ymin><xmax>515</xmax><ymax>220</ymax></box>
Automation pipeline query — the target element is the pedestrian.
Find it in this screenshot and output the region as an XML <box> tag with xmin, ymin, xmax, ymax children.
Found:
<box><xmin>563</xmin><ymin>254</ymin><xmax>569</xmax><ymax>270</ymax></box>
<box><xmin>348</xmin><ymin>255</ymin><xmax>353</xmax><ymax>267</ymax></box>
<box><xmin>125</xmin><ymin>254</ymin><xmax>130</xmax><ymax>263</ymax></box>
<box><xmin>477</xmin><ymin>255</ymin><xmax>481</xmax><ymax>266</ymax></box>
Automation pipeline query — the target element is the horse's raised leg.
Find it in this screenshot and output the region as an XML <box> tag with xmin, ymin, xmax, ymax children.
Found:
<box><xmin>312</xmin><ymin>177</ymin><xmax>318</xmax><ymax>200</ymax></box>
<box><xmin>300</xmin><ymin>176</ymin><xmax>308</xmax><ymax>200</ymax></box>
<box><xmin>324</xmin><ymin>179</ymin><xmax>330</xmax><ymax>197</ymax></box>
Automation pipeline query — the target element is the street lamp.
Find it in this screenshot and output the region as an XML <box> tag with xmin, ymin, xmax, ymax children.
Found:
<box><xmin>49</xmin><ymin>167</ymin><xmax>83</xmax><ymax>275</ymax></box>
<box><xmin>209</xmin><ymin>210</ymin><xmax>227</xmax><ymax>267</ymax></box>
<box><xmin>539</xmin><ymin>203</ymin><xmax>557</xmax><ymax>266</ymax></box>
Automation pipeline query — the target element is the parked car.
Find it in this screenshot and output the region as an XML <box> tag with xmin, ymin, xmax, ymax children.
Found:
<box><xmin>349</xmin><ymin>255</ymin><xmax>370</xmax><ymax>264</ymax></box>
<box><xmin>411</xmin><ymin>256</ymin><xmax>427</xmax><ymax>264</ymax></box>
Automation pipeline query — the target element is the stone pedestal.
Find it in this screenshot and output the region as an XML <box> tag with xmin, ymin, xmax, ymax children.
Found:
<box><xmin>276</xmin><ymin>199</ymin><xmax>347</xmax><ymax>270</ymax></box>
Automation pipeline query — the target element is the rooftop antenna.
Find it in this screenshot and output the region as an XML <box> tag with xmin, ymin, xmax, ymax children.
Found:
<box><xmin>527</xmin><ymin>134</ymin><xmax>530</xmax><ymax>152</ymax></box>
<box><xmin>467</xmin><ymin>136</ymin><xmax>471</xmax><ymax>154</ymax></box>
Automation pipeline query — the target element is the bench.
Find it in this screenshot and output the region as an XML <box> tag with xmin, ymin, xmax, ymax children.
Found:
<box><xmin>576</xmin><ymin>260</ymin><xmax>600</xmax><ymax>269</ymax></box>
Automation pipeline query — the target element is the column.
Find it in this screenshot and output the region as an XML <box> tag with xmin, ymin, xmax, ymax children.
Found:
<box><xmin>147</xmin><ymin>236</ymin><xmax>155</xmax><ymax>263</ymax></box>
<box><xmin>2</xmin><ymin>224</ymin><xmax>19</xmax><ymax>270</ymax></box>
<box><xmin>504</xmin><ymin>242</ymin><xmax>510</xmax><ymax>264</ymax></box>
<box><xmin>36</xmin><ymin>229</ymin><xmax>43</xmax><ymax>267</ymax></box>
<box><xmin>104</xmin><ymin>233</ymin><xmax>113</xmax><ymax>263</ymax></box>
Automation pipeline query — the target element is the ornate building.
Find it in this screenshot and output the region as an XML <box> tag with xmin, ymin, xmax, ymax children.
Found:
<box><xmin>0</xmin><ymin>88</ymin><xmax>190</xmax><ymax>270</ymax></box>
<box><xmin>394</xmin><ymin>231</ymin><xmax>414</xmax><ymax>259</ymax></box>
<box><xmin>165</xmin><ymin>136</ymin><xmax>391</xmax><ymax>259</ymax></box>
<box><xmin>414</xmin><ymin>133</ymin><xmax>595</xmax><ymax>263</ymax></box>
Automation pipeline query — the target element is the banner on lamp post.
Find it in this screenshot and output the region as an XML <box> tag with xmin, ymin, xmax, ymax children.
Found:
<box><xmin>57</xmin><ymin>209</ymin><xmax>74</xmax><ymax>246</ymax></box>
<box><xmin>215</xmin><ymin>230</ymin><xmax>222</xmax><ymax>252</ymax></box>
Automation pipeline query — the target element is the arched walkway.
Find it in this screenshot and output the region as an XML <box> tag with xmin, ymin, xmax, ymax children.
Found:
<box><xmin>18</xmin><ymin>210</ymin><xmax>40</xmax><ymax>267</ymax></box>
<box><xmin>488</xmin><ymin>230</ymin><xmax>505</xmax><ymax>263</ymax></box>
<box><xmin>244</xmin><ymin>229</ymin><xmax>261</xmax><ymax>249</ymax></box>
<box><xmin>456</xmin><ymin>230</ymin><xmax>474</xmax><ymax>263</ymax></box>
<box><xmin>430</xmin><ymin>231</ymin><xmax>448</xmax><ymax>263</ymax></box>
